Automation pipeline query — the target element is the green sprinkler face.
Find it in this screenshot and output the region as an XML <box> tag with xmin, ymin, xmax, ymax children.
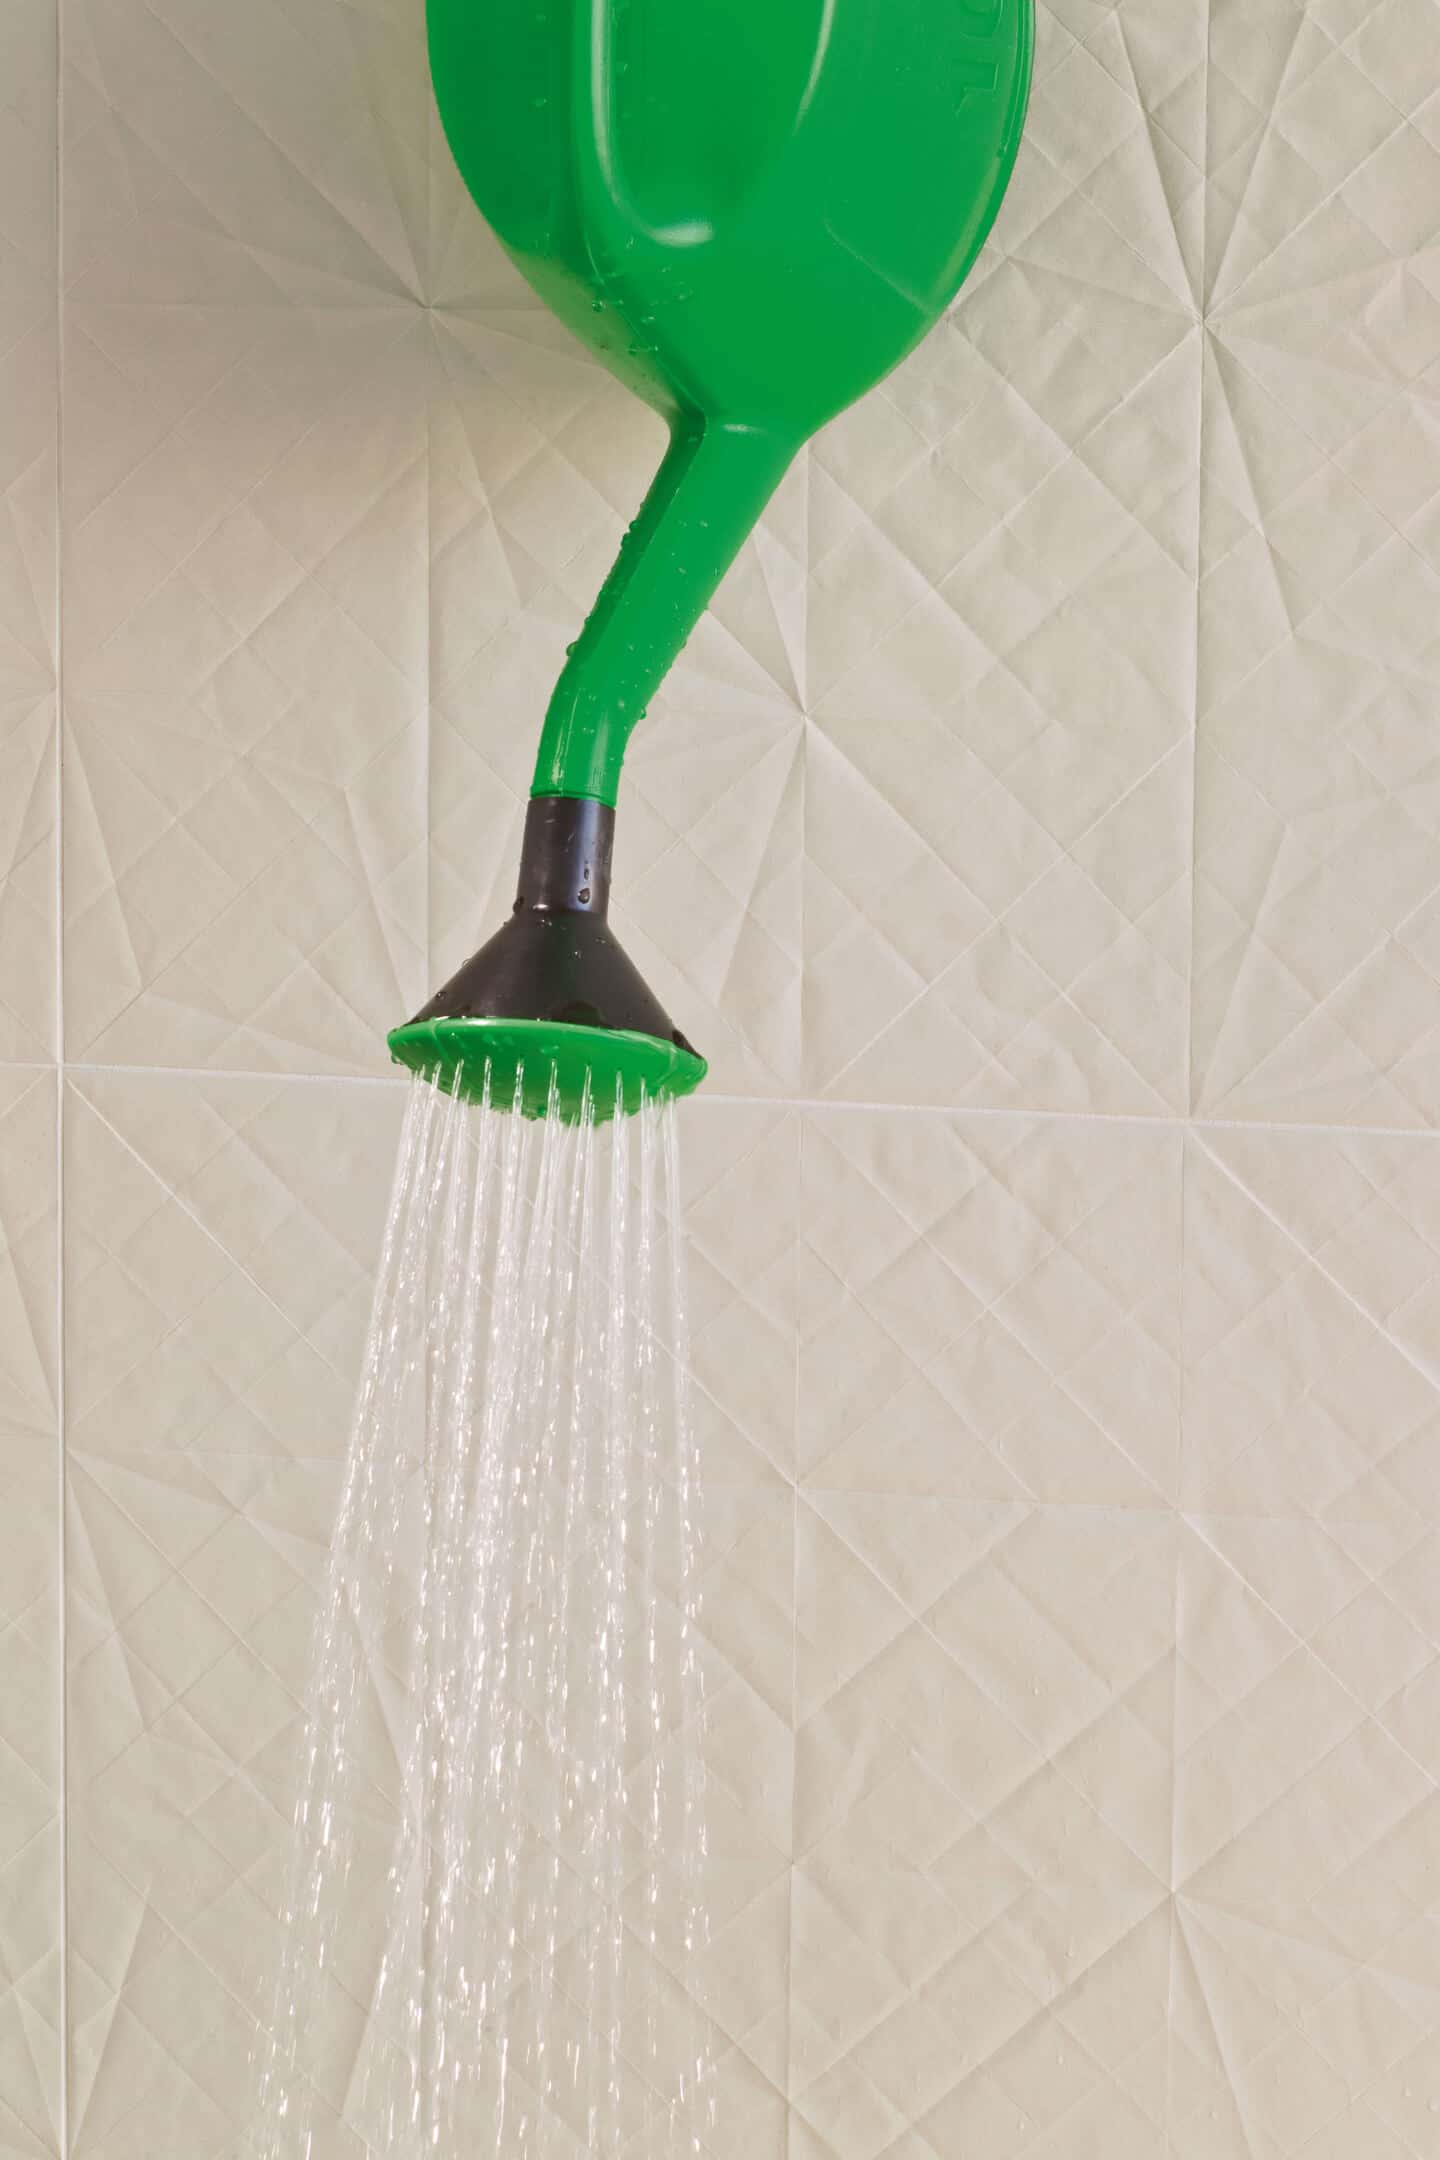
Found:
<box><xmin>391</xmin><ymin>0</ymin><xmax>1034</xmax><ymax>1116</ymax></box>
<box><xmin>387</xmin><ymin>1020</ymin><xmax>706</xmax><ymax>1124</ymax></box>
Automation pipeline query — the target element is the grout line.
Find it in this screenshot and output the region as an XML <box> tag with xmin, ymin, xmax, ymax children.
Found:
<box><xmin>62</xmin><ymin>1060</ymin><xmax>409</xmax><ymax>1089</ymax></box>
<box><xmin>784</xmin><ymin>449</ymin><xmax>808</xmax><ymax>2155</ymax></box>
<box><xmin>14</xmin><ymin>1065</ymin><xmax>1440</xmax><ymax>1146</ymax></box>
<box><xmin>1185</xmin><ymin>42</ymin><xmax>1207</xmax><ymax>1131</ymax></box>
<box><xmin>422</xmin><ymin>129</ymin><xmax>434</xmax><ymax>1035</ymax></box>
<box><xmin>704</xmin><ymin>1092</ymin><xmax>1440</xmax><ymax>1142</ymax></box>
<box><xmin>53</xmin><ymin>0</ymin><xmax>68</xmax><ymax>2144</ymax></box>
<box><xmin>1168</xmin><ymin>13</ymin><xmax>1211</xmax><ymax>2146</ymax></box>
<box><xmin>786</xmin><ymin>1117</ymin><xmax>803</xmax><ymax>2151</ymax></box>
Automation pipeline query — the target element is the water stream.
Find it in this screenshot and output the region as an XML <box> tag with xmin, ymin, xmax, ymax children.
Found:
<box><xmin>253</xmin><ymin>1072</ymin><xmax>715</xmax><ymax>2156</ymax></box>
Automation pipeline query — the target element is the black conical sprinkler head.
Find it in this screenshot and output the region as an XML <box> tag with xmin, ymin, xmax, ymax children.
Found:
<box><xmin>388</xmin><ymin>798</ymin><xmax>707</xmax><ymax>1122</ymax></box>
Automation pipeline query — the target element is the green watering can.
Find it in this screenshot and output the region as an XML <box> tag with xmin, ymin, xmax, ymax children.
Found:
<box><xmin>391</xmin><ymin>0</ymin><xmax>1033</xmax><ymax>1118</ymax></box>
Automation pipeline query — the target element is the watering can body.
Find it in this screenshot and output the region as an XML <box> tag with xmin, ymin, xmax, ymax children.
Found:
<box><xmin>428</xmin><ymin>0</ymin><xmax>1033</xmax><ymax>804</ymax></box>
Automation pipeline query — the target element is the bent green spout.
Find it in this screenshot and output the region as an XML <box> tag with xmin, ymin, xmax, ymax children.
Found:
<box><xmin>535</xmin><ymin>418</ymin><xmax>795</xmax><ymax>802</ymax></box>
<box><xmin>392</xmin><ymin>0</ymin><xmax>1032</xmax><ymax>1117</ymax></box>
<box><xmin>428</xmin><ymin>0</ymin><xmax>1033</xmax><ymax>807</ymax></box>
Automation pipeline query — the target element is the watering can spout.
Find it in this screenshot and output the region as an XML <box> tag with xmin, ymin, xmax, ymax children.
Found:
<box><xmin>533</xmin><ymin>418</ymin><xmax>797</xmax><ymax>805</ymax></box>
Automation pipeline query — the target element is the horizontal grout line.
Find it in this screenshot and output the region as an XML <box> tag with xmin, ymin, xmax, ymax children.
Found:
<box><xmin>59</xmin><ymin>1060</ymin><xmax>406</xmax><ymax>1088</ymax></box>
<box><xmin>704</xmin><ymin>1093</ymin><xmax>1440</xmax><ymax>1142</ymax></box>
<box><xmin>5</xmin><ymin>1059</ymin><xmax>1440</xmax><ymax>1143</ymax></box>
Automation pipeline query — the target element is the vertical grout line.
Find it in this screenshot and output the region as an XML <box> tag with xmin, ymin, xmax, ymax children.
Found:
<box><xmin>796</xmin><ymin>442</ymin><xmax>808</xmax><ymax>1147</ymax></box>
<box><xmin>785</xmin><ymin>1113</ymin><xmax>803</xmax><ymax>2159</ymax></box>
<box><xmin>790</xmin><ymin>332</ymin><xmax>811</xmax><ymax>2160</ymax></box>
<box><xmin>52</xmin><ymin>0</ymin><xmax>68</xmax><ymax>2150</ymax></box>
<box><xmin>787</xmin><ymin>433</ymin><xmax>810</xmax><ymax>2160</ymax></box>
<box><xmin>1184</xmin><ymin>336</ymin><xmax>1203</xmax><ymax>1125</ymax></box>
<box><xmin>53</xmin><ymin>1054</ymin><xmax>68</xmax><ymax>2160</ymax></box>
<box><xmin>1166</xmin><ymin>1129</ymin><xmax>1186</xmax><ymax>2160</ymax></box>
<box><xmin>1167</xmin><ymin>8</ymin><xmax>1210</xmax><ymax>2151</ymax></box>
<box><xmin>792</xmin><ymin>447</ymin><xmax>808</xmax><ymax>2160</ymax></box>
<box><xmin>422</xmin><ymin>29</ymin><xmax>434</xmax><ymax>1014</ymax></box>
<box><xmin>422</xmin><ymin>333</ymin><xmax>433</xmax><ymax>1022</ymax></box>
<box><xmin>1184</xmin><ymin>3</ymin><xmax>1209</xmax><ymax>1131</ymax></box>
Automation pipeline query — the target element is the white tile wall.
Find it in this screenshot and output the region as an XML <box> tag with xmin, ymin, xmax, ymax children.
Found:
<box><xmin>0</xmin><ymin>0</ymin><xmax>1437</xmax><ymax>2153</ymax></box>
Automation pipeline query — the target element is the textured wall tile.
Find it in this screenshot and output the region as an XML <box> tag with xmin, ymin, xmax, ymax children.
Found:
<box><xmin>686</xmin><ymin>1101</ymin><xmax>801</xmax><ymax>1490</ymax></box>
<box><xmin>792</xmin><ymin>1498</ymin><xmax>1178</xmax><ymax>2153</ymax></box>
<box><xmin>1194</xmin><ymin>6</ymin><xmax>1440</xmax><ymax>1125</ymax></box>
<box><xmin>0</xmin><ymin>0</ymin><xmax>57</xmax><ymax>1063</ymax></box>
<box><xmin>0</xmin><ymin>1071</ymin><xmax>60</xmax><ymax>2157</ymax></box>
<box><xmin>1182</xmin><ymin>1135</ymin><xmax>1440</xmax><ymax>1532</ymax></box>
<box><xmin>802</xmin><ymin>0</ymin><xmax>1203</xmax><ymax>1114</ymax></box>
<box><xmin>677</xmin><ymin>1101</ymin><xmax>800</xmax><ymax>2131</ymax></box>
<box><xmin>60</xmin><ymin>1</ymin><xmax>430</xmax><ymax>1076</ymax></box>
<box><xmin>63</xmin><ymin>1072</ymin><xmax>404</xmax><ymax>2157</ymax></box>
<box><xmin>792</xmin><ymin>1109</ymin><xmax>1181</xmax><ymax>2148</ymax></box>
<box><xmin>1176</xmin><ymin>1131</ymin><xmax>1440</xmax><ymax>2155</ymax></box>
<box><xmin>798</xmin><ymin>1111</ymin><xmax>1183</xmax><ymax>1502</ymax></box>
